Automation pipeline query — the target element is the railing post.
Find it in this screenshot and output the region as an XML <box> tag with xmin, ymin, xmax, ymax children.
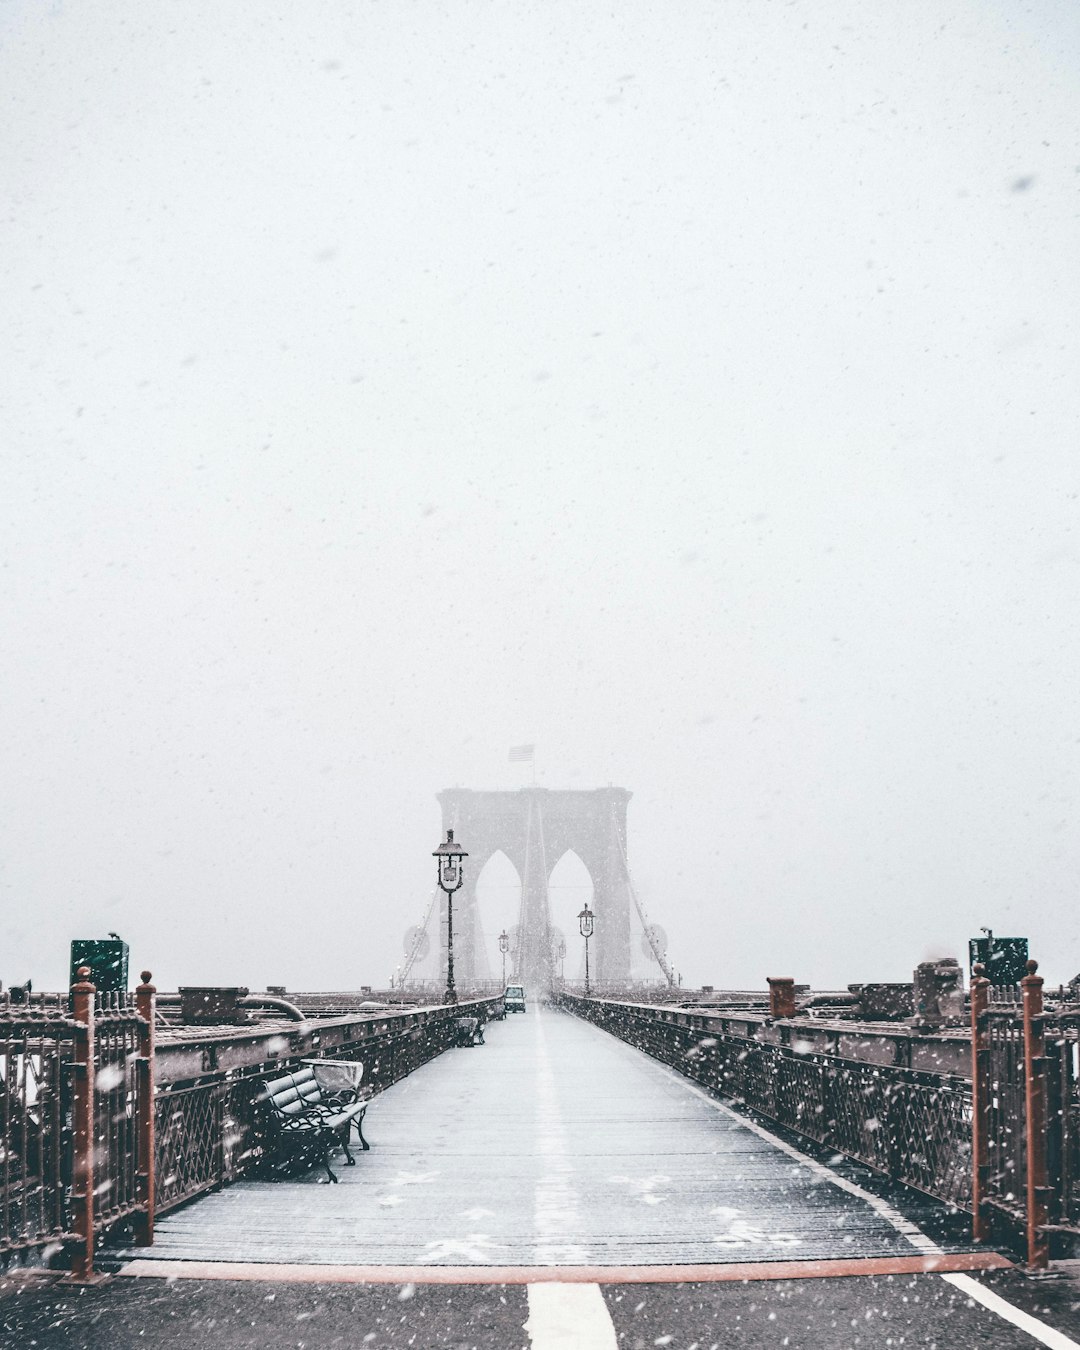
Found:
<box><xmin>67</xmin><ymin>966</ymin><xmax>101</xmax><ymax>1283</ymax></box>
<box><xmin>970</xmin><ymin>963</ymin><xmax>991</xmax><ymax>1242</ymax></box>
<box><xmin>1022</xmin><ymin>958</ymin><xmax>1050</xmax><ymax>1269</ymax></box>
<box><xmin>133</xmin><ymin>971</ymin><xmax>156</xmax><ymax>1247</ymax></box>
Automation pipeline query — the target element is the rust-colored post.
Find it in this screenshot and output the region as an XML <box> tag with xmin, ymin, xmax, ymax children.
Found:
<box><xmin>133</xmin><ymin>971</ymin><xmax>156</xmax><ymax>1247</ymax></box>
<box><xmin>69</xmin><ymin>966</ymin><xmax>97</xmax><ymax>1282</ymax></box>
<box><xmin>1022</xmin><ymin>958</ymin><xmax>1050</xmax><ymax>1269</ymax></box>
<box><xmin>970</xmin><ymin>963</ymin><xmax>991</xmax><ymax>1242</ymax></box>
<box><xmin>768</xmin><ymin>977</ymin><xmax>797</xmax><ymax>1019</ymax></box>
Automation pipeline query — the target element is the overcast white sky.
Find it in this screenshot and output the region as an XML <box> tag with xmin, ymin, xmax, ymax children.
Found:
<box><xmin>2</xmin><ymin>1</ymin><xmax>1079</xmax><ymax>993</ymax></box>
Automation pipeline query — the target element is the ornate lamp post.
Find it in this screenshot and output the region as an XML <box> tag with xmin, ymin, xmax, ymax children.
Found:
<box><xmin>433</xmin><ymin>829</ymin><xmax>468</xmax><ymax>1004</ymax></box>
<box><xmin>578</xmin><ymin>903</ymin><xmax>595</xmax><ymax>997</ymax></box>
<box><xmin>498</xmin><ymin>929</ymin><xmax>510</xmax><ymax>989</ymax></box>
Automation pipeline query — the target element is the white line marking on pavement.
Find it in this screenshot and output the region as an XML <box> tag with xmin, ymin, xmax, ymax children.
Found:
<box><xmin>941</xmin><ymin>1274</ymin><xmax>1080</xmax><ymax>1349</ymax></box>
<box><xmin>533</xmin><ymin>1007</ymin><xmax>588</xmax><ymax>1265</ymax></box>
<box><xmin>526</xmin><ymin>1282</ymin><xmax>618</xmax><ymax>1350</ymax></box>
<box><xmin>592</xmin><ymin>1015</ymin><xmax>1080</xmax><ymax>1346</ymax></box>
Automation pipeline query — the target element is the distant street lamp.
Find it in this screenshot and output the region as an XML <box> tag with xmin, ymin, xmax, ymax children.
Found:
<box><xmin>554</xmin><ymin>933</ymin><xmax>567</xmax><ymax>983</ymax></box>
<box><xmin>578</xmin><ymin>904</ymin><xmax>595</xmax><ymax>997</ymax></box>
<box><xmin>433</xmin><ymin>829</ymin><xmax>468</xmax><ymax>1005</ymax></box>
<box><xmin>498</xmin><ymin>929</ymin><xmax>510</xmax><ymax>988</ymax></box>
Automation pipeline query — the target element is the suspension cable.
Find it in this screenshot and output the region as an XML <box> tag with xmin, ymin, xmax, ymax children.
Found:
<box><xmin>611</xmin><ymin>804</ymin><xmax>677</xmax><ymax>987</ymax></box>
<box><xmin>400</xmin><ymin>887</ymin><xmax>438</xmax><ymax>985</ymax></box>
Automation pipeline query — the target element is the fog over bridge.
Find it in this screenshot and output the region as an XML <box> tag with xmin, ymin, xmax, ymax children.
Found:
<box><xmin>402</xmin><ymin>786</ymin><xmax>676</xmax><ymax>992</ymax></box>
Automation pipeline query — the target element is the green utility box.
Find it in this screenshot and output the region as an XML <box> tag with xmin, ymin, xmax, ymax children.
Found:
<box><xmin>968</xmin><ymin>935</ymin><xmax>1028</xmax><ymax>986</ymax></box>
<box><xmin>70</xmin><ymin>937</ymin><xmax>129</xmax><ymax>993</ymax></box>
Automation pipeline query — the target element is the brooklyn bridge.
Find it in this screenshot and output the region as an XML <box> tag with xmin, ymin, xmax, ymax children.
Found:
<box><xmin>412</xmin><ymin>786</ymin><xmax>675</xmax><ymax>992</ymax></box>
<box><xmin>2</xmin><ymin>786</ymin><xmax>1080</xmax><ymax>1349</ymax></box>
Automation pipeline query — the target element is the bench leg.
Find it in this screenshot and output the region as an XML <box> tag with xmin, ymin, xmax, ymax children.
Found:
<box><xmin>321</xmin><ymin>1135</ymin><xmax>339</xmax><ymax>1183</ymax></box>
<box><xmin>337</xmin><ymin>1124</ymin><xmax>355</xmax><ymax>1165</ymax></box>
<box><xmin>355</xmin><ymin>1112</ymin><xmax>371</xmax><ymax>1151</ymax></box>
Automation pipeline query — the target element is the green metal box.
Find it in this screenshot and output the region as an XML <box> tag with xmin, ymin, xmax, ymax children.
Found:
<box><xmin>70</xmin><ymin>937</ymin><xmax>129</xmax><ymax>993</ymax></box>
<box><xmin>968</xmin><ymin>935</ymin><xmax>1028</xmax><ymax>986</ymax></box>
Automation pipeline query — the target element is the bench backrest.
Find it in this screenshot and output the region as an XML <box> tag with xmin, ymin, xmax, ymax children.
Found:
<box><xmin>263</xmin><ymin>1066</ymin><xmax>322</xmax><ymax>1116</ymax></box>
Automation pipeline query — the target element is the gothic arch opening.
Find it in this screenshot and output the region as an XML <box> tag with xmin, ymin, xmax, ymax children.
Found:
<box><xmin>547</xmin><ymin>849</ymin><xmax>594</xmax><ymax>979</ymax></box>
<box><xmin>437</xmin><ymin>786</ymin><xmax>635</xmax><ymax>990</ymax></box>
<box><xmin>474</xmin><ymin>850</ymin><xmax>522</xmax><ymax>981</ymax></box>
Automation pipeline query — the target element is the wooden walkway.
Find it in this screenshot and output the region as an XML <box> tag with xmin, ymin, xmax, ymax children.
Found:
<box><xmin>121</xmin><ymin>1004</ymin><xmax>978</xmax><ymax>1269</ymax></box>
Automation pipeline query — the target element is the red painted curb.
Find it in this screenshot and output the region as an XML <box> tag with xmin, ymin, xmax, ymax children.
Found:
<box><xmin>119</xmin><ymin>1251</ymin><xmax>1013</xmax><ymax>1285</ymax></box>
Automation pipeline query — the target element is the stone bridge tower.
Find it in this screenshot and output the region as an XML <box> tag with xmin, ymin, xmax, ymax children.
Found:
<box><xmin>436</xmin><ymin>787</ymin><xmax>633</xmax><ymax>991</ymax></box>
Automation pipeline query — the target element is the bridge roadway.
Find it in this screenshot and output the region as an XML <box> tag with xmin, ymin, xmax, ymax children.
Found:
<box><xmin>7</xmin><ymin>1004</ymin><xmax>1080</xmax><ymax>1348</ymax></box>
<box><xmin>128</xmin><ymin>1000</ymin><xmax>980</xmax><ymax>1269</ymax></box>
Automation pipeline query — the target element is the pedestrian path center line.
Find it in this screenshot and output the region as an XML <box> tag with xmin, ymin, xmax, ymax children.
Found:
<box><xmin>525</xmin><ymin>1282</ymin><xmax>618</xmax><ymax>1350</ymax></box>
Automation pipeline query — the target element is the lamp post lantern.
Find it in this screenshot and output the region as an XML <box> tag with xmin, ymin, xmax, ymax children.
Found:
<box><xmin>498</xmin><ymin>929</ymin><xmax>510</xmax><ymax>989</ymax></box>
<box><xmin>553</xmin><ymin>933</ymin><xmax>567</xmax><ymax>984</ymax></box>
<box><xmin>433</xmin><ymin>829</ymin><xmax>468</xmax><ymax>1004</ymax></box>
<box><xmin>578</xmin><ymin>904</ymin><xmax>595</xmax><ymax>997</ymax></box>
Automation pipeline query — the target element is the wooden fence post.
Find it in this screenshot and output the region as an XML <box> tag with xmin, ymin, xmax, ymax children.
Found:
<box><xmin>133</xmin><ymin>971</ymin><xmax>156</xmax><ymax>1247</ymax></box>
<box><xmin>1022</xmin><ymin>958</ymin><xmax>1050</xmax><ymax>1269</ymax></box>
<box><xmin>67</xmin><ymin>966</ymin><xmax>101</xmax><ymax>1283</ymax></box>
<box><xmin>970</xmin><ymin>963</ymin><xmax>991</xmax><ymax>1242</ymax></box>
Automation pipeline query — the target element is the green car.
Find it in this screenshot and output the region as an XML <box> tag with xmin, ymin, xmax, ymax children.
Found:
<box><xmin>504</xmin><ymin>983</ymin><xmax>526</xmax><ymax>1013</ymax></box>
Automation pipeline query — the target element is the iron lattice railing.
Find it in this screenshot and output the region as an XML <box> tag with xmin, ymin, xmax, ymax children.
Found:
<box><xmin>93</xmin><ymin>993</ymin><xmax>147</xmax><ymax>1230</ymax></box>
<box><xmin>154</xmin><ymin>996</ymin><xmax>501</xmax><ymax>1214</ymax></box>
<box><xmin>982</xmin><ymin>1008</ymin><xmax>1028</xmax><ymax>1226</ymax></box>
<box><xmin>1044</xmin><ymin>1013</ymin><xmax>1080</xmax><ymax>1231</ymax></box>
<box><xmin>0</xmin><ymin>1003</ymin><xmax>78</xmax><ymax>1258</ymax></box>
<box><xmin>155</xmin><ymin>1081</ymin><xmax>226</xmax><ymax>1214</ymax></box>
<box><xmin>559</xmin><ymin>993</ymin><xmax>973</xmax><ymax>1211</ymax></box>
<box><xmin>2</xmin><ymin>982</ymin><xmax>153</xmax><ymax>1271</ymax></box>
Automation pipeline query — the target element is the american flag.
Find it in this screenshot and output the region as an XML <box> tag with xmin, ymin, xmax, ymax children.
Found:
<box><xmin>508</xmin><ymin>744</ymin><xmax>535</xmax><ymax>763</ymax></box>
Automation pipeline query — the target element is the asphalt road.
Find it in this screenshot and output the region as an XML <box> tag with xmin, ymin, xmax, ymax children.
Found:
<box><xmin>4</xmin><ymin>1267</ymin><xmax>1080</xmax><ymax>1349</ymax></box>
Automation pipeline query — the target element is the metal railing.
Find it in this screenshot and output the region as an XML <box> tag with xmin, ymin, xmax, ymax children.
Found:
<box><xmin>154</xmin><ymin>995</ymin><xmax>503</xmax><ymax>1215</ymax></box>
<box><xmin>981</xmin><ymin>1008</ymin><xmax>1027</xmax><ymax>1227</ymax></box>
<box><xmin>0</xmin><ymin>1002</ymin><xmax>77</xmax><ymax>1260</ymax></box>
<box><xmin>558</xmin><ymin>963</ymin><xmax>1080</xmax><ymax>1270</ymax></box>
<box><xmin>3</xmin><ymin>972</ymin><xmax>501</xmax><ymax>1273</ymax></box>
<box><xmin>1046</xmin><ymin>1015</ymin><xmax>1080</xmax><ymax>1231</ymax></box>
<box><xmin>93</xmin><ymin>993</ymin><xmax>146</xmax><ymax>1231</ymax></box>
<box><xmin>555</xmin><ymin>991</ymin><xmax>973</xmax><ymax>1211</ymax></box>
<box><xmin>0</xmin><ymin>973</ymin><xmax>153</xmax><ymax>1277</ymax></box>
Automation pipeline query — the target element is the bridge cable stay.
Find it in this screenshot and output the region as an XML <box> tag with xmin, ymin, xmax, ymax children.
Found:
<box><xmin>611</xmin><ymin>803</ymin><xmax>678</xmax><ymax>987</ymax></box>
<box><xmin>400</xmin><ymin>887</ymin><xmax>438</xmax><ymax>986</ymax></box>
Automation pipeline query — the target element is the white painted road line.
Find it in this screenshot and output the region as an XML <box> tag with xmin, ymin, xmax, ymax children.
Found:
<box><xmin>942</xmin><ymin>1274</ymin><xmax>1080</xmax><ymax>1349</ymax></box>
<box><xmin>533</xmin><ymin>1006</ymin><xmax>587</xmax><ymax>1265</ymax></box>
<box><xmin>526</xmin><ymin>1282</ymin><xmax>619</xmax><ymax>1350</ymax></box>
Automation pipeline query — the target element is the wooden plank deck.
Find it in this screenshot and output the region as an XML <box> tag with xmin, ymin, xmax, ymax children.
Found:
<box><xmin>119</xmin><ymin>1003</ymin><xmax>975</xmax><ymax>1268</ymax></box>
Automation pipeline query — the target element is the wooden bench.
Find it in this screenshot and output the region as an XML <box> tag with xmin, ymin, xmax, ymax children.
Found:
<box><xmin>261</xmin><ymin>1061</ymin><xmax>373</xmax><ymax>1183</ymax></box>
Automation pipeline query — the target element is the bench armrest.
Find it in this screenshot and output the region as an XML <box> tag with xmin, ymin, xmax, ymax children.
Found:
<box><xmin>322</xmin><ymin>1089</ymin><xmax>360</xmax><ymax>1109</ymax></box>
